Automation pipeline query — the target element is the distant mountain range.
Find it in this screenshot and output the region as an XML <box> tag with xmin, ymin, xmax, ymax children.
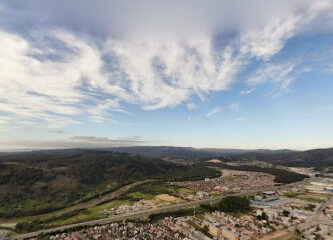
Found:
<box><xmin>103</xmin><ymin>146</ymin><xmax>296</xmax><ymax>160</ymax></box>
<box><xmin>1</xmin><ymin>146</ymin><xmax>333</xmax><ymax>169</ymax></box>
<box><xmin>104</xmin><ymin>146</ymin><xmax>333</xmax><ymax>169</ymax></box>
<box><xmin>242</xmin><ymin>147</ymin><xmax>333</xmax><ymax>169</ymax></box>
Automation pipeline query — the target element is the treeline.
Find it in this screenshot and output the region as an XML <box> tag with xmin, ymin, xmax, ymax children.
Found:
<box><xmin>217</xmin><ymin>148</ymin><xmax>333</xmax><ymax>169</ymax></box>
<box><xmin>149</xmin><ymin>196</ymin><xmax>250</xmax><ymax>222</ymax></box>
<box><xmin>0</xmin><ymin>150</ymin><xmax>219</xmax><ymax>218</ymax></box>
<box><xmin>15</xmin><ymin>209</ymin><xmax>84</xmax><ymax>233</ymax></box>
<box><xmin>204</xmin><ymin>162</ymin><xmax>308</xmax><ymax>184</ymax></box>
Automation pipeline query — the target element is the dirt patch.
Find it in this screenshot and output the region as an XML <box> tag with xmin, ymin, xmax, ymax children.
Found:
<box><xmin>206</xmin><ymin>159</ymin><xmax>222</xmax><ymax>163</ymax></box>
<box><xmin>259</xmin><ymin>230</ymin><xmax>299</xmax><ymax>240</ymax></box>
<box><xmin>155</xmin><ymin>194</ymin><xmax>179</xmax><ymax>202</ymax></box>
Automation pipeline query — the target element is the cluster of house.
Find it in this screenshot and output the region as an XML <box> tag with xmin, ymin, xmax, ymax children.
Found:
<box><xmin>302</xmin><ymin>224</ymin><xmax>333</xmax><ymax>240</ymax></box>
<box><xmin>49</xmin><ymin>222</ymin><xmax>183</xmax><ymax>240</ymax></box>
<box><xmin>251</xmin><ymin>194</ymin><xmax>316</xmax><ymax>228</ymax></box>
<box><xmin>306</xmin><ymin>180</ymin><xmax>333</xmax><ymax>194</ymax></box>
<box><xmin>159</xmin><ymin>210</ymin><xmax>275</xmax><ymax>240</ymax></box>
<box><xmin>324</xmin><ymin>203</ymin><xmax>333</xmax><ymax>220</ymax></box>
<box><xmin>252</xmin><ymin>180</ymin><xmax>333</xmax><ymax>240</ymax></box>
<box><xmin>101</xmin><ymin>200</ymin><xmax>155</xmax><ymax>216</ymax></box>
<box><xmin>174</xmin><ymin>171</ymin><xmax>274</xmax><ymax>197</ymax></box>
<box><xmin>300</xmin><ymin>180</ymin><xmax>333</xmax><ymax>240</ymax></box>
<box><xmin>28</xmin><ymin>173</ymin><xmax>333</xmax><ymax>240</ymax></box>
<box><xmin>177</xmin><ymin>191</ymin><xmax>211</xmax><ymax>201</ymax></box>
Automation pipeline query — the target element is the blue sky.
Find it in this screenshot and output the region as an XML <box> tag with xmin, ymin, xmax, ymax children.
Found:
<box><xmin>1</xmin><ymin>0</ymin><xmax>333</xmax><ymax>150</ymax></box>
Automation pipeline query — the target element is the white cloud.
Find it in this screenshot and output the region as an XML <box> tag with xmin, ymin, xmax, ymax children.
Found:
<box><xmin>206</xmin><ymin>107</ymin><xmax>222</xmax><ymax>118</ymax></box>
<box><xmin>0</xmin><ymin>29</ymin><xmax>108</xmax><ymax>127</ymax></box>
<box><xmin>240</xmin><ymin>88</ymin><xmax>255</xmax><ymax>95</ymax></box>
<box><xmin>235</xmin><ymin>116</ymin><xmax>245</xmax><ymax>121</ymax></box>
<box><xmin>0</xmin><ymin>135</ymin><xmax>149</xmax><ymax>151</ymax></box>
<box><xmin>104</xmin><ymin>39</ymin><xmax>242</xmax><ymax>110</ymax></box>
<box><xmin>229</xmin><ymin>102</ymin><xmax>241</xmax><ymax>112</ymax></box>
<box><xmin>187</xmin><ymin>103</ymin><xmax>197</xmax><ymax>111</ymax></box>
<box><xmin>314</xmin><ymin>106</ymin><xmax>333</xmax><ymax>114</ymax></box>
<box><xmin>246</xmin><ymin>60</ymin><xmax>313</xmax><ymax>96</ymax></box>
<box><xmin>0</xmin><ymin>0</ymin><xmax>332</xmax><ymax>128</ymax></box>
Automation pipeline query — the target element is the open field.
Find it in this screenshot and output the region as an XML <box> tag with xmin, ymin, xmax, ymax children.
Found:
<box><xmin>155</xmin><ymin>194</ymin><xmax>181</xmax><ymax>202</ymax></box>
<box><xmin>284</xmin><ymin>191</ymin><xmax>330</xmax><ymax>203</ymax></box>
<box><xmin>116</xmin><ymin>181</ymin><xmax>194</xmax><ymax>201</ymax></box>
<box><xmin>44</xmin><ymin>200</ymin><xmax>132</xmax><ymax>227</ymax></box>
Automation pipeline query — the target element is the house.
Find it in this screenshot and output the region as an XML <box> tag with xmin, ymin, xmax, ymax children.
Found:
<box><xmin>190</xmin><ymin>230</ymin><xmax>213</xmax><ymax>240</ymax></box>
<box><xmin>221</xmin><ymin>227</ymin><xmax>239</xmax><ymax>240</ymax></box>
<box><xmin>208</xmin><ymin>224</ymin><xmax>220</xmax><ymax>238</ymax></box>
<box><xmin>263</xmin><ymin>209</ymin><xmax>278</xmax><ymax>221</ymax></box>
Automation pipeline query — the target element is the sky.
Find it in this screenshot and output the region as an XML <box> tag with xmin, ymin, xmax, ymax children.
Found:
<box><xmin>1</xmin><ymin>0</ymin><xmax>333</xmax><ymax>151</ymax></box>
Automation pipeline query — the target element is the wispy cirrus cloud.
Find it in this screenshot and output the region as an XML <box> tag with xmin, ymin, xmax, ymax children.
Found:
<box><xmin>0</xmin><ymin>0</ymin><xmax>332</xmax><ymax>130</ymax></box>
<box><xmin>240</xmin><ymin>88</ymin><xmax>255</xmax><ymax>95</ymax></box>
<box><xmin>0</xmin><ymin>135</ymin><xmax>150</xmax><ymax>151</ymax></box>
<box><xmin>69</xmin><ymin>135</ymin><xmax>146</xmax><ymax>144</ymax></box>
<box><xmin>229</xmin><ymin>102</ymin><xmax>241</xmax><ymax>112</ymax></box>
<box><xmin>248</xmin><ymin>61</ymin><xmax>300</xmax><ymax>89</ymax></box>
<box><xmin>206</xmin><ymin>107</ymin><xmax>222</xmax><ymax>118</ymax></box>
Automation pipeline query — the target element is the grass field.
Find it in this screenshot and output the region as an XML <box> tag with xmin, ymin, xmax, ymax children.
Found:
<box><xmin>116</xmin><ymin>181</ymin><xmax>195</xmax><ymax>201</ymax></box>
<box><xmin>284</xmin><ymin>192</ymin><xmax>329</xmax><ymax>203</ymax></box>
<box><xmin>47</xmin><ymin>200</ymin><xmax>132</xmax><ymax>227</ymax></box>
<box><xmin>13</xmin><ymin>181</ymin><xmax>194</xmax><ymax>233</ymax></box>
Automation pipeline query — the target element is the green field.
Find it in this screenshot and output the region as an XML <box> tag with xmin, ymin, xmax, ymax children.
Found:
<box><xmin>284</xmin><ymin>192</ymin><xmax>329</xmax><ymax>203</ymax></box>
<box><xmin>48</xmin><ymin>200</ymin><xmax>132</xmax><ymax>227</ymax></box>
<box><xmin>116</xmin><ymin>181</ymin><xmax>195</xmax><ymax>201</ymax></box>
<box><xmin>13</xmin><ymin>181</ymin><xmax>194</xmax><ymax>233</ymax></box>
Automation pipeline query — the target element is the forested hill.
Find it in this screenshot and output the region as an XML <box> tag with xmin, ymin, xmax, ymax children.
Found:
<box><xmin>270</xmin><ymin>148</ymin><xmax>333</xmax><ymax>168</ymax></box>
<box><xmin>0</xmin><ymin>149</ymin><xmax>219</xmax><ymax>217</ymax></box>
<box><xmin>103</xmin><ymin>146</ymin><xmax>294</xmax><ymax>160</ymax></box>
<box><xmin>228</xmin><ymin>148</ymin><xmax>333</xmax><ymax>169</ymax></box>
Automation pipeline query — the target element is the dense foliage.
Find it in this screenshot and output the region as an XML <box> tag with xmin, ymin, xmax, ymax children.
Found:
<box><xmin>204</xmin><ymin>162</ymin><xmax>308</xmax><ymax>184</ymax></box>
<box><xmin>223</xmin><ymin>148</ymin><xmax>333</xmax><ymax>169</ymax></box>
<box><xmin>104</xmin><ymin>146</ymin><xmax>333</xmax><ymax>169</ymax></box>
<box><xmin>149</xmin><ymin>196</ymin><xmax>250</xmax><ymax>222</ymax></box>
<box><xmin>0</xmin><ymin>149</ymin><xmax>219</xmax><ymax>217</ymax></box>
<box><xmin>216</xmin><ymin>196</ymin><xmax>250</xmax><ymax>213</ymax></box>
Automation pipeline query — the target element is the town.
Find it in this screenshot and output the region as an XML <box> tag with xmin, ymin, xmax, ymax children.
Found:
<box><xmin>174</xmin><ymin>170</ymin><xmax>275</xmax><ymax>197</ymax></box>
<box><xmin>8</xmin><ymin>170</ymin><xmax>333</xmax><ymax>240</ymax></box>
<box><xmin>1</xmin><ymin>1</ymin><xmax>333</xmax><ymax>239</ymax></box>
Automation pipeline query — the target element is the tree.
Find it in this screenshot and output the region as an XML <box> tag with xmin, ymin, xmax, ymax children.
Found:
<box><xmin>217</xmin><ymin>196</ymin><xmax>250</xmax><ymax>213</ymax></box>
<box><xmin>283</xmin><ymin>209</ymin><xmax>289</xmax><ymax>216</ymax></box>
<box><xmin>202</xmin><ymin>225</ymin><xmax>209</xmax><ymax>235</ymax></box>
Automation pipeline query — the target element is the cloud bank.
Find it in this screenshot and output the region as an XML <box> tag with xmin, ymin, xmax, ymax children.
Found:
<box><xmin>0</xmin><ymin>0</ymin><xmax>332</xmax><ymax>129</ymax></box>
<box><xmin>0</xmin><ymin>135</ymin><xmax>149</xmax><ymax>151</ymax></box>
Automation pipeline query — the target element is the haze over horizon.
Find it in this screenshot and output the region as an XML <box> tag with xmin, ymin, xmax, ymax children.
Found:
<box><xmin>1</xmin><ymin>0</ymin><xmax>333</xmax><ymax>150</ymax></box>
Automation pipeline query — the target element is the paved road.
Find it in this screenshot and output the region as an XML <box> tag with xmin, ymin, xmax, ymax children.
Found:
<box><xmin>0</xmin><ymin>230</ymin><xmax>8</xmax><ymax>240</ymax></box>
<box><xmin>11</xmin><ymin>178</ymin><xmax>312</xmax><ymax>240</ymax></box>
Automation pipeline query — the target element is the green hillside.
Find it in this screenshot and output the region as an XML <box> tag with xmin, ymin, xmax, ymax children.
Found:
<box><xmin>0</xmin><ymin>149</ymin><xmax>219</xmax><ymax>218</ymax></box>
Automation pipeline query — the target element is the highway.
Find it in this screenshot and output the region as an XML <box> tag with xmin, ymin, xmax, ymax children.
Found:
<box><xmin>11</xmin><ymin>177</ymin><xmax>312</xmax><ymax>240</ymax></box>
